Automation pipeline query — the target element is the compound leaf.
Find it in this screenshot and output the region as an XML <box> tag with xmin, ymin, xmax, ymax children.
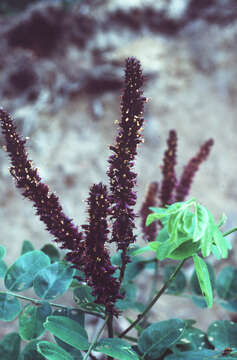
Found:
<box><xmin>0</xmin><ymin>292</ymin><xmax>21</xmax><ymax>321</ymax></box>
<box><xmin>34</xmin><ymin>261</ymin><xmax>75</xmax><ymax>300</ymax></box>
<box><xmin>19</xmin><ymin>302</ymin><xmax>52</xmax><ymax>340</ymax></box>
<box><xmin>37</xmin><ymin>341</ymin><xmax>73</xmax><ymax>360</ymax></box>
<box><xmin>4</xmin><ymin>250</ymin><xmax>50</xmax><ymax>292</ymax></box>
<box><xmin>138</xmin><ymin>318</ymin><xmax>185</xmax><ymax>359</ymax></box>
<box><xmin>216</xmin><ymin>266</ymin><xmax>237</xmax><ymax>301</ymax></box>
<box><xmin>192</xmin><ymin>254</ymin><xmax>213</xmax><ymax>308</ymax></box>
<box><xmin>95</xmin><ymin>338</ymin><xmax>139</xmax><ymax>360</ymax></box>
<box><xmin>207</xmin><ymin>320</ymin><xmax>237</xmax><ymax>349</ymax></box>
<box><xmin>44</xmin><ymin>315</ymin><xmax>89</xmax><ymax>351</ymax></box>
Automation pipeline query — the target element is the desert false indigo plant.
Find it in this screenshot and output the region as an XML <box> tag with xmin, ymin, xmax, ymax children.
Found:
<box><xmin>0</xmin><ymin>58</ymin><xmax>237</xmax><ymax>360</ymax></box>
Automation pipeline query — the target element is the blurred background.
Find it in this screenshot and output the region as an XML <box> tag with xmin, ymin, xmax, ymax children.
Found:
<box><xmin>0</xmin><ymin>0</ymin><xmax>237</xmax><ymax>335</ymax></box>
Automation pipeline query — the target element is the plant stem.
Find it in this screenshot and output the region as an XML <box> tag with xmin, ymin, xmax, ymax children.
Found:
<box><xmin>107</xmin><ymin>314</ymin><xmax>114</xmax><ymax>338</ymax></box>
<box><xmin>107</xmin><ymin>314</ymin><xmax>114</xmax><ymax>360</ymax></box>
<box><xmin>119</xmin><ymin>249</ymin><xmax>127</xmax><ymax>284</ymax></box>
<box><xmin>83</xmin><ymin>316</ymin><xmax>109</xmax><ymax>360</ymax></box>
<box><xmin>223</xmin><ymin>227</ymin><xmax>237</xmax><ymax>237</ymax></box>
<box><xmin>4</xmin><ymin>291</ymin><xmax>105</xmax><ymax>319</ymax></box>
<box><xmin>118</xmin><ymin>259</ymin><xmax>186</xmax><ymax>338</ymax></box>
<box><xmin>115</xmin><ymin>334</ymin><xmax>137</xmax><ymax>342</ymax></box>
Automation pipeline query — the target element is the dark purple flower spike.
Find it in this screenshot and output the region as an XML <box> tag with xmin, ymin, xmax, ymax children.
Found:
<box><xmin>81</xmin><ymin>183</ymin><xmax>121</xmax><ymax>315</ymax></box>
<box><xmin>140</xmin><ymin>181</ymin><xmax>159</xmax><ymax>242</ymax></box>
<box><xmin>175</xmin><ymin>138</ymin><xmax>214</xmax><ymax>202</ymax></box>
<box><xmin>107</xmin><ymin>57</ymin><xmax>147</xmax><ymax>279</ymax></box>
<box><xmin>0</xmin><ymin>109</ymin><xmax>83</xmax><ymax>251</ymax></box>
<box><xmin>160</xmin><ymin>129</ymin><xmax>177</xmax><ymax>207</ymax></box>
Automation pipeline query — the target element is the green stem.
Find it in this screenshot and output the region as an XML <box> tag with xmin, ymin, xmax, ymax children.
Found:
<box><xmin>4</xmin><ymin>291</ymin><xmax>105</xmax><ymax>319</ymax></box>
<box><xmin>107</xmin><ymin>314</ymin><xmax>114</xmax><ymax>360</ymax></box>
<box><xmin>107</xmin><ymin>314</ymin><xmax>114</xmax><ymax>338</ymax></box>
<box><xmin>223</xmin><ymin>227</ymin><xmax>237</xmax><ymax>237</ymax></box>
<box><xmin>83</xmin><ymin>316</ymin><xmax>109</xmax><ymax>360</ymax></box>
<box><xmin>118</xmin><ymin>259</ymin><xmax>186</xmax><ymax>338</ymax></box>
<box><xmin>115</xmin><ymin>334</ymin><xmax>137</xmax><ymax>343</ymax></box>
<box><xmin>140</xmin><ymin>257</ymin><xmax>157</xmax><ymax>264</ymax></box>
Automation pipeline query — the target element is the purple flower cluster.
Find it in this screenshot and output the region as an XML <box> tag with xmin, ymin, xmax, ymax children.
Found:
<box><xmin>107</xmin><ymin>58</ymin><xmax>146</xmax><ymax>273</ymax></box>
<box><xmin>139</xmin><ymin>134</ymin><xmax>214</xmax><ymax>239</ymax></box>
<box><xmin>160</xmin><ymin>130</ymin><xmax>177</xmax><ymax>207</ymax></box>
<box><xmin>140</xmin><ymin>182</ymin><xmax>159</xmax><ymax>242</ymax></box>
<box><xmin>0</xmin><ymin>57</ymin><xmax>146</xmax><ymax>313</ymax></box>
<box><xmin>175</xmin><ymin>138</ymin><xmax>214</xmax><ymax>202</ymax></box>
<box><xmin>0</xmin><ymin>109</ymin><xmax>83</xmax><ymax>252</ymax></box>
<box><xmin>81</xmin><ymin>183</ymin><xmax>121</xmax><ymax>314</ymax></box>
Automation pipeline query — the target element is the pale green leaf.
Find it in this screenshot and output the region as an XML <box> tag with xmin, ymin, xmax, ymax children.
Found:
<box><xmin>192</xmin><ymin>254</ymin><xmax>213</xmax><ymax>307</ymax></box>
<box><xmin>193</xmin><ymin>204</ymin><xmax>209</xmax><ymax>242</ymax></box>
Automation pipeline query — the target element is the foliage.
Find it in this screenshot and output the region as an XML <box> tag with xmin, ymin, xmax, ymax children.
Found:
<box><xmin>0</xmin><ymin>57</ymin><xmax>237</xmax><ymax>359</ymax></box>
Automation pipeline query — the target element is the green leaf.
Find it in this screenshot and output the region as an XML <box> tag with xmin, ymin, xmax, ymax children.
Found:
<box><xmin>212</xmin><ymin>227</ymin><xmax>229</xmax><ymax>259</ymax></box>
<box><xmin>192</xmin><ymin>254</ymin><xmax>213</xmax><ymax>307</ymax></box>
<box><xmin>155</xmin><ymin>225</ymin><xmax>169</xmax><ymax>242</ymax></box>
<box><xmin>95</xmin><ymin>338</ymin><xmax>139</xmax><ymax>360</ymax></box>
<box><xmin>73</xmin><ymin>284</ymin><xmax>95</xmax><ymax>304</ymax></box>
<box><xmin>0</xmin><ymin>333</ymin><xmax>21</xmax><ymax>360</ymax></box>
<box><xmin>37</xmin><ymin>341</ymin><xmax>74</xmax><ymax>360</ymax></box>
<box><xmin>165</xmin><ymin>349</ymin><xmax>228</xmax><ymax>359</ymax></box>
<box><xmin>0</xmin><ymin>260</ymin><xmax>7</xmax><ymax>278</ymax></box>
<box><xmin>19</xmin><ymin>302</ymin><xmax>52</xmax><ymax>340</ymax></box>
<box><xmin>190</xmin><ymin>261</ymin><xmax>215</xmax><ymax>296</ymax></box>
<box><xmin>4</xmin><ymin>250</ymin><xmax>50</xmax><ymax>292</ymax></box>
<box><xmin>180</xmin><ymin>210</ymin><xmax>195</xmax><ymax>235</ymax></box>
<box><xmin>146</xmin><ymin>213</ymin><xmax>163</xmax><ymax>226</ymax></box>
<box><xmin>216</xmin><ymin>266</ymin><xmax>237</xmax><ymax>301</ymax></box>
<box><xmin>218</xmin><ymin>299</ymin><xmax>237</xmax><ymax>312</ymax></box>
<box><xmin>0</xmin><ymin>292</ymin><xmax>21</xmax><ymax>321</ymax></box>
<box><xmin>73</xmin><ymin>285</ymin><xmax>105</xmax><ymax>314</ymax></box>
<box><xmin>177</xmin><ymin>325</ymin><xmax>208</xmax><ymax>351</ymax></box>
<box><xmin>163</xmin><ymin>265</ymin><xmax>186</xmax><ymax>294</ymax></box>
<box><xmin>41</xmin><ymin>244</ymin><xmax>60</xmax><ymax>263</ymax></box>
<box><xmin>207</xmin><ymin>320</ymin><xmax>237</xmax><ymax>349</ymax></box>
<box><xmin>69</xmin><ymin>269</ymin><xmax>84</xmax><ymax>288</ymax></box>
<box><xmin>217</xmin><ymin>213</ymin><xmax>227</xmax><ymax>228</ymax></box>
<box><xmin>155</xmin><ymin>230</ymin><xmax>190</xmax><ymax>262</ymax></box>
<box><xmin>168</xmin><ymin>212</ymin><xmax>180</xmax><ymax>235</ymax></box>
<box><xmin>0</xmin><ymin>245</ymin><xmax>6</xmax><ymax>260</ymax></box>
<box><xmin>21</xmin><ymin>240</ymin><xmax>35</xmax><ymax>255</ymax></box>
<box><xmin>33</xmin><ymin>261</ymin><xmax>75</xmax><ymax>300</ymax></box>
<box><xmin>146</xmin><ymin>201</ymin><xmax>189</xmax><ymax>226</ymax></box>
<box><xmin>193</xmin><ymin>203</ymin><xmax>209</xmax><ymax>242</ymax></box>
<box><xmin>211</xmin><ymin>245</ymin><xmax>221</xmax><ymax>260</ymax></box>
<box><xmin>116</xmin><ymin>282</ymin><xmax>139</xmax><ymax>310</ymax></box>
<box><xmin>123</xmin><ymin>258</ymin><xmax>145</xmax><ymax>282</ymax></box>
<box><xmin>200</xmin><ymin>223</ymin><xmax>213</xmax><ymax>258</ymax></box>
<box><xmin>154</xmin><ymin>241</ymin><xmax>173</xmax><ymax>261</ymax></box>
<box><xmin>168</xmin><ymin>239</ymin><xmax>201</xmax><ymax>260</ymax></box>
<box><xmin>53</xmin><ymin>308</ymin><xmax>84</xmax><ymax>359</ymax></box>
<box><xmin>138</xmin><ymin>318</ymin><xmax>185</xmax><ymax>359</ymax></box>
<box><xmin>131</xmin><ymin>246</ymin><xmax>151</xmax><ymax>256</ymax></box>
<box><xmin>191</xmin><ymin>295</ymin><xmax>208</xmax><ymax>309</ymax></box>
<box><xmin>44</xmin><ymin>315</ymin><xmax>90</xmax><ymax>351</ymax></box>
<box><xmin>19</xmin><ymin>340</ymin><xmax>45</xmax><ymax>360</ymax></box>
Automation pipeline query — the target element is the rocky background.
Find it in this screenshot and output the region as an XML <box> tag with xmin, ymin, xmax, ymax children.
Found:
<box><xmin>0</xmin><ymin>0</ymin><xmax>237</xmax><ymax>337</ymax></box>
